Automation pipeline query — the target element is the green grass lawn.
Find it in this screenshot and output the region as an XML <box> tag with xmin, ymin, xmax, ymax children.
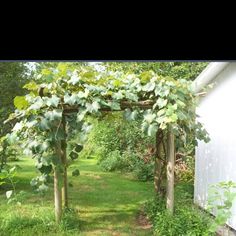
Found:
<box><xmin>0</xmin><ymin>158</ymin><xmax>154</xmax><ymax>236</ymax></box>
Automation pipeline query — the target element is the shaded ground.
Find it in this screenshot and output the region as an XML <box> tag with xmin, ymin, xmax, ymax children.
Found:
<box><xmin>0</xmin><ymin>158</ymin><xmax>154</xmax><ymax>235</ymax></box>
<box><xmin>136</xmin><ymin>210</ymin><xmax>153</xmax><ymax>230</ymax></box>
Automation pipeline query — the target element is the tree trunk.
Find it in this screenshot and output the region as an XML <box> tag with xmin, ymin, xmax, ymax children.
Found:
<box><xmin>154</xmin><ymin>148</ymin><xmax>163</xmax><ymax>194</ymax></box>
<box><xmin>54</xmin><ymin>140</ymin><xmax>63</xmax><ymax>223</ymax></box>
<box><xmin>61</xmin><ymin>143</ymin><xmax>68</xmax><ymax>209</ymax></box>
<box><xmin>154</xmin><ymin>130</ymin><xmax>163</xmax><ymax>194</ymax></box>
<box><xmin>54</xmin><ymin>162</ymin><xmax>62</xmax><ymax>223</ymax></box>
<box><xmin>166</xmin><ymin>131</ymin><xmax>175</xmax><ymax>214</ymax></box>
<box><xmin>61</xmin><ymin>114</ymin><xmax>68</xmax><ymax>208</ymax></box>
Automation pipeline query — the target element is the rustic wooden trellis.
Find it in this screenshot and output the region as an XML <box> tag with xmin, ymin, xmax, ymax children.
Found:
<box><xmin>4</xmin><ymin>61</ymin><xmax>208</xmax><ymax>226</ymax></box>
<box><xmin>54</xmin><ymin>99</ymin><xmax>175</xmax><ymax>222</ymax></box>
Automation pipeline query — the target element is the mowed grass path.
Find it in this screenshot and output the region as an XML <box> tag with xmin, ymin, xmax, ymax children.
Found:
<box><xmin>0</xmin><ymin>158</ymin><xmax>154</xmax><ymax>235</ymax></box>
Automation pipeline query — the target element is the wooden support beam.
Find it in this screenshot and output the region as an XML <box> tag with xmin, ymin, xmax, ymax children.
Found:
<box><xmin>120</xmin><ymin>100</ymin><xmax>155</xmax><ymax>109</ymax></box>
<box><xmin>61</xmin><ymin>114</ymin><xmax>68</xmax><ymax>209</ymax></box>
<box><xmin>54</xmin><ymin>142</ymin><xmax>63</xmax><ymax>224</ymax></box>
<box><xmin>166</xmin><ymin>131</ymin><xmax>175</xmax><ymax>214</ymax></box>
<box><xmin>4</xmin><ymin>100</ymin><xmax>155</xmax><ymax>122</ymax></box>
<box><xmin>154</xmin><ymin>130</ymin><xmax>164</xmax><ymax>194</ymax></box>
<box><xmin>63</xmin><ymin>100</ymin><xmax>155</xmax><ymax>114</ymax></box>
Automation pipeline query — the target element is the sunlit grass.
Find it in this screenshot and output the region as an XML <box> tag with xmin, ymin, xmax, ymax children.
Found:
<box><xmin>0</xmin><ymin>158</ymin><xmax>154</xmax><ymax>235</ymax></box>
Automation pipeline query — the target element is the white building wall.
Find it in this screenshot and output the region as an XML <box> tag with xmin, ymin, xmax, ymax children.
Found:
<box><xmin>194</xmin><ymin>63</ymin><xmax>236</xmax><ymax>230</ymax></box>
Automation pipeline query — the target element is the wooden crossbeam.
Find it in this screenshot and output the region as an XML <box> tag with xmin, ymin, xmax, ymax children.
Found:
<box><xmin>63</xmin><ymin>100</ymin><xmax>155</xmax><ymax>114</ymax></box>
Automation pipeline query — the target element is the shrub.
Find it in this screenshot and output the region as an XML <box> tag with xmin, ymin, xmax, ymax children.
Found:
<box><xmin>145</xmin><ymin>197</ymin><xmax>213</xmax><ymax>236</ymax></box>
<box><xmin>78</xmin><ymin>113</ymin><xmax>156</xmax><ymax>180</ymax></box>
<box><xmin>133</xmin><ymin>160</ymin><xmax>154</xmax><ymax>181</ymax></box>
<box><xmin>207</xmin><ymin>181</ymin><xmax>236</xmax><ymax>233</ymax></box>
<box><xmin>80</xmin><ymin>113</ymin><xmax>154</xmax><ymax>160</ymax></box>
<box><xmin>144</xmin><ymin>195</ymin><xmax>166</xmax><ymax>221</ymax></box>
<box><xmin>175</xmin><ymin>156</ymin><xmax>195</xmax><ymax>183</ymax></box>
<box><xmin>100</xmin><ymin>150</ymin><xmax>134</xmax><ymax>172</ymax></box>
<box><xmin>100</xmin><ymin>149</ymin><xmax>154</xmax><ymax>181</ymax></box>
<box><xmin>7</xmin><ymin>156</ymin><xmax>20</xmax><ymax>162</ymax></box>
<box><xmin>121</xmin><ymin>149</ymin><xmax>154</xmax><ymax>181</ymax></box>
<box><xmin>100</xmin><ymin>150</ymin><xmax>122</xmax><ymax>171</ymax></box>
<box><xmin>153</xmin><ymin>206</ymin><xmax>212</xmax><ymax>236</ymax></box>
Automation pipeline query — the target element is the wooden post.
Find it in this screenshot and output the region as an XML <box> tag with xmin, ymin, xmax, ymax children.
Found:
<box><xmin>61</xmin><ymin>114</ymin><xmax>68</xmax><ymax>208</ymax></box>
<box><xmin>166</xmin><ymin>131</ymin><xmax>175</xmax><ymax>214</ymax></box>
<box><xmin>54</xmin><ymin>143</ymin><xmax>63</xmax><ymax>224</ymax></box>
<box><xmin>154</xmin><ymin>130</ymin><xmax>163</xmax><ymax>194</ymax></box>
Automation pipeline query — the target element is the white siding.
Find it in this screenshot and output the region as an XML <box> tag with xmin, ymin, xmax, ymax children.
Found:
<box><xmin>194</xmin><ymin>63</ymin><xmax>236</xmax><ymax>230</ymax></box>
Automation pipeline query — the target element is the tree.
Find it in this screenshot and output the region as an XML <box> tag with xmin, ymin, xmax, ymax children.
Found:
<box><xmin>0</xmin><ymin>62</ymin><xmax>28</xmax><ymax>135</ymax></box>
<box><xmin>103</xmin><ymin>62</ymin><xmax>208</xmax><ymax>80</ymax></box>
<box><xmin>0</xmin><ymin>62</ymin><xmax>28</xmax><ymax>170</ymax></box>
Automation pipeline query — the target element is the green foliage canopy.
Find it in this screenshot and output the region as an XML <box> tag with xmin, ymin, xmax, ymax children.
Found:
<box><xmin>5</xmin><ymin>62</ymin><xmax>209</xmax><ymax>188</ymax></box>
<box><xmin>0</xmin><ymin>62</ymin><xmax>28</xmax><ymax>136</ymax></box>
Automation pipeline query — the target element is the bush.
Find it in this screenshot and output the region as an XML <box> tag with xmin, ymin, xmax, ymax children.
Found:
<box><xmin>154</xmin><ymin>206</ymin><xmax>212</xmax><ymax>236</ymax></box>
<box><xmin>99</xmin><ymin>150</ymin><xmax>133</xmax><ymax>172</ymax></box>
<box><xmin>100</xmin><ymin>150</ymin><xmax>122</xmax><ymax>171</ymax></box>
<box><xmin>79</xmin><ymin>142</ymin><xmax>107</xmax><ymax>161</ymax></box>
<box><xmin>175</xmin><ymin>156</ymin><xmax>195</xmax><ymax>183</ymax></box>
<box><xmin>80</xmin><ymin>113</ymin><xmax>154</xmax><ymax>158</ymax></box>
<box><xmin>133</xmin><ymin>160</ymin><xmax>154</xmax><ymax>181</ymax></box>
<box><xmin>144</xmin><ymin>196</ymin><xmax>213</xmax><ymax>236</ymax></box>
<box><xmin>144</xmin><ymin>195</ymin><xmax>166</xmax><ymax>221</ymax></box>
<box><xmin>121</xmin><ymin>149</ymin><xmax>154</xmax><ymax>181</ymax></box>
<box><xmin>100</xmin><ymin>149</ymin><xmax>154</xmax><ymax>181</ymax></box>
<box><xmin>78</xmin><ymin>113</ymin><xmax>156</xmax><ymax>180</ymax></box>
<box><xmin>118</xmin><ymin>149</ymin><xmax>139</xmax><ymax>172</ymax></box>
<box><xmin>7</xmin><ymin>156</ymin><xmax>20</xmax><ymax>162</ymax></box>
